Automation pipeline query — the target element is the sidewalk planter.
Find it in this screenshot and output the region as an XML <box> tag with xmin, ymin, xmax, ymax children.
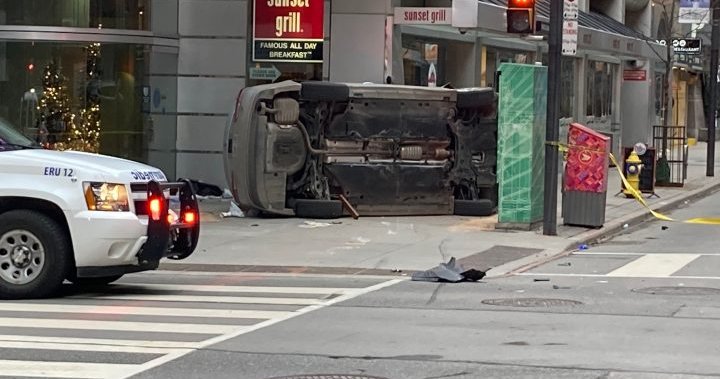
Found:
<box><xmin>496</xmin><ymin>63</ymin><xmax>547</xmax><ymax>230</ymax></box>
<box><xmin>562</xmin><ymin>123</ymin><xmax>610</xmax><ymax>228</ymax></box>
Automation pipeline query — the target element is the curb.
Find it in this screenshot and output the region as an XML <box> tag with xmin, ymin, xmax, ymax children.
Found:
<box><xmin>497</xmin><ymin>179</ymin><xmax>720</xmax><ymax>278</ymax></box>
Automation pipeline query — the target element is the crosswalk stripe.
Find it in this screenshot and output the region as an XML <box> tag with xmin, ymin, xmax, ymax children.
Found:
<box><xmin>0</xmin><ymin>317</ymin><xmax>242</xmax><ymax>334</ymax></box>
<box><xmin>72</xmin><ymin>293</ymin><xmax>326</xmax><ymax>305</ymax></box>
<box><xmin>115</xmin><ymin>283</ymin><xmax>358</xmax><ymax>295</ymax></box>
<box><xmin>0</xmin><ymin>303</ymin><xmax>291</xmax><ymax>319</ymax></box>
<box><xmin>0</xmin><ymin>340</ymin><xmax>190</xmax><ymax>354</ymax></box>
<box><xmin>0</xmin><ymin>360</ymin><xmax>136</xmax><ymax>378</ymax></box>
<box><xmin>0</xmin><ymin>335</ymin><xmax>200</xmax><ymax>349</ymax></box>
<box><xmin>606</xmin><ymin>254</ymin><xmax>701</xmax><ymax>277</ymax></box>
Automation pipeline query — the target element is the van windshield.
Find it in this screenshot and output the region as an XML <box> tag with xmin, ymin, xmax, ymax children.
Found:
<box><xmin>0</xmin><ymin>119</ymin><xmax>40</xmax><ymax>151</ymax></box>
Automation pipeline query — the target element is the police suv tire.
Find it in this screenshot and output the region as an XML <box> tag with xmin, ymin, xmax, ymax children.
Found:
<box><xmin>300</xmin><ymin>82</ymin><xmax>350</xmax><ymax>102</ymax></box>
<box><xmin>294</xmin><ymin>199</ymin><xmax>344</xmax><ymax>219</ymax></box>
<box><xmin>0</xmin><ymin>210</ymin><xmax>70</xmax><ymax>299</ymax></box>
<box><xmin>69</xmin><ymin>275</ymin><xmax>123</xmax><ymax>287</ymax></box>
<box><xmin>453</xmin><ymin>199</ymin><xmax>495</xmax><ymax>217</ymax></box>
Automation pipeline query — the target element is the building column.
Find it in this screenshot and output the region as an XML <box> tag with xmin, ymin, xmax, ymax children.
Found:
<box><xmin>620</xmin><ymin>59</ymin><xmax>655</xmax><ymax>147</ymax></box>
<box><xmin>329</xmin><ymin>0</ymin><xmax>392</xmax><ymax>83</ymax></box>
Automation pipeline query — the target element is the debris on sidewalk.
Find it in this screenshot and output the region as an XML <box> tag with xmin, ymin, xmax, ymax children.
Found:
<box><xmin>558</xmin><ymin>262</ymin><xmax>572</xmax><ymax>267</ymax></box>
<box><xmin>552</xmin><ymin>285</ymin><xmax>572</xmax><ymax>290</ymax></box>
<box><xmin>220</xmin><ymin>201</ymin><xmax>245</xmax><ymax>218</ymax></box>
<box><xmin>662</xmin><ymin>225</ymin><xmax>669</xmax><ymax>230</ymax></box>
<box><xmin>578</xmin><ymin>244</ymin><xmax>589</xmax><ymax>251</ymax></box>
<box><xmin>411</xmin><ymin>257</ymin><xmax>486</xmax><ymax>283</ymax></box>
<box><xmin>533</xmin><ymin>278</ymin><xmax>550</xmax><ymax>282</ymax></box>
<box><xmin>299</xmin><ymin>221</ymin><xmax>334</xmax><ymax>228</ymax></box>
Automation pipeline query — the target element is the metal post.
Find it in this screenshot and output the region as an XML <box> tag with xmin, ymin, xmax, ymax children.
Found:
<box><xmin>708</xmin><ymin>0</ymin><xmax>719</xmax><ymax>177</ymax></box>
<box><xmin>543</xmin><ymin>0</ymin><xmax>563</xmax><ymax>236</ymax></box>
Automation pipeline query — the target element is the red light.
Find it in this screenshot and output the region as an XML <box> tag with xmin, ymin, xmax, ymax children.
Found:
<box><xmin>27</xmin><ymin>63</ymin><xmax>34</xmax><ymax>71</ymax></box>
<box><xmin>183</xmin><ymin>211</ymin><xmax>196</xmax><ymax>224</ymax></box>
<box><xmin>149</xmin><ymin>198</ymin><xmax>162</xmax><ymax>221</ymax></box>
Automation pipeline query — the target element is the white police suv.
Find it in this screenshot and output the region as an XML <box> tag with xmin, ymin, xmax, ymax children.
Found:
<box><xmin>0</xmin><ymin>119</ymin><xmax>200</xmax><ymax>299</ymax></box>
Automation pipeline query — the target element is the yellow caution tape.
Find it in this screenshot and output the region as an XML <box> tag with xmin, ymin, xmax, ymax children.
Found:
<box><xmin>548</xmin><ymin>140</ymin><xmax>720</xmax><ymax>225</ymax></box>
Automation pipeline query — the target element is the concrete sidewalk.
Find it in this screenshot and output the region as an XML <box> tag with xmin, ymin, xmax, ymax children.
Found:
<box><xmin>167</xmin><ymin>142</ymin><xmax>720</xmax><ymax>278</ymax></box>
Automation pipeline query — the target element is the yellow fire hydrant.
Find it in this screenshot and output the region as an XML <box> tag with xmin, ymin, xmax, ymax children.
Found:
<box><xmin>623</xmin><ymin>151</ymin><xmax>643</xmax><ymax>198</ymax></box>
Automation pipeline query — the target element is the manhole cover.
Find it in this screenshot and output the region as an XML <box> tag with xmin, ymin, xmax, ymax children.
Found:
<box><xmin>266</xmin><ymin>376</ymin><xmax>389</xmax><ymax>379</ymax></box>
<box><xmin>633</xmin><ymin>287</ymin><xmax>720</xmax><ymax>296</ymax></box>
<box><xmin>481</xmin><ymin>298</ymin><xmax>583</xmax><ymax>307</ymax></box>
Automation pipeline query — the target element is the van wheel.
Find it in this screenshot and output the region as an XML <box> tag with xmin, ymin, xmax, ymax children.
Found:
<box><xmin>294</xmin><ymin>199</ymin><xmax>344</xmax><ymax>219</ymax></box>
<box><xmin>300</xmin><ymin>82</ymin><xmax>350</xmax><ymax>102</ymax></box>
<box><xmin>0</xmin><ymin>210</ymin><xmax>70</xmax><ymax>299</ymax></box>
<box><xmin>69</xmin><ymin>275</ymin><xmax>124</xmax><ymax>287</ymax></box>
<box><xmin>453</xmin><ymin>199</ymin><xmax>495</xmax><ymax>217</ymax></box>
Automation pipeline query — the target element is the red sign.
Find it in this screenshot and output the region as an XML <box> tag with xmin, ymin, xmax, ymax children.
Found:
<box><xmin>253</xmin><ymin>0</ymin><xmax>324</xmax><ymax>62</ymax></box>
<box><xmin>564</xmin><ymin>123</ymin><xmax>610</xmax><ymax>193</ymax></box>
<box><xmin>623</xmin><ymin>69</ymin><xmax>647</xmax><ymax>81</ymax></box>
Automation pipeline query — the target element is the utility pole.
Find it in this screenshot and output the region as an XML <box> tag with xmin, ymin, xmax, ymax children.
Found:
<box><xmin>708</xmin><ymin>0</ymin><xmax>719</xmax><ymax>177</ymax></box>
<box><xmin>543</xmin><ymin>0</ymin><xmax>563</xmax><ymax>236</ymax></box>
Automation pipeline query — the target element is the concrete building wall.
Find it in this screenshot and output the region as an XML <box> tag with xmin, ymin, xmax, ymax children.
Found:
<box><xmin>329</xmin><ymin>0</ymin><xmax>391</xmax><ymax>83</ymax></box>
<box><xmin>174</xmin><ymin>0</ymin><xmax>248</xmax><ymax>188</ymax></box>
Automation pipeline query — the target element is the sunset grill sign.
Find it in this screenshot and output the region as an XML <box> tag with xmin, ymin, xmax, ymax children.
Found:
<box><xmin>253</xmin><ymin>0</ymin><xmax>324</xmax><ymax>63</ymax></box>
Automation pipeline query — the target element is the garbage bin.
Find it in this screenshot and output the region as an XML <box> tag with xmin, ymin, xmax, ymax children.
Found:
<box><xmin>562</xmin><ymin>123</ymin><xmax>610</xmax><ymax>228</ymax></box>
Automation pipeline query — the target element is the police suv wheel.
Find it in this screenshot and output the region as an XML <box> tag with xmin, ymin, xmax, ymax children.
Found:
<box><xmin>0</xmin><ymin>210</ymin><xmax>70</xmax><ymax>299</ymax></box>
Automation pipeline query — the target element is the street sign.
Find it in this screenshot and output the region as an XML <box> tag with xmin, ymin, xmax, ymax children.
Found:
<box><xmin>562</xmin><ymin>20</ymin><xmax>578</xmax><ymax>56</ymax></box>
<box><xmin>562</xmin><ymin>0</ymin><xmax>578</xmax><ymax>56</ymax></box>
<box><xmin>249</xmin><ymin>65</ymin><xmax>282</xmax><ymax>82</ymax></box>
<box><xmin>563</xmin><ymin>0</ymin><xmax>578</xmax><ymax>19</ymax></box>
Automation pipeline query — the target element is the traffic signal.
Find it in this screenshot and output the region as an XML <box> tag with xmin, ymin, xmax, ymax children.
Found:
<box><xmin>507</xmin><ymin>0</ymin><xmax>536</xmax><ymax>34</ymax></box>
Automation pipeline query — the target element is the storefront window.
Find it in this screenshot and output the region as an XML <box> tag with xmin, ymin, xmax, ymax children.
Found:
<box><xmin>0</xmin><ymin>41</ymin><xmax>151</xmax><ymax>162</ymax></box>
<box><xmin>403</xmin><ymin>37</ymin><xmax>445</xmax><ymax>87</ymax></box>
<box><xmin>484</xmin><ymin>46</ymin><xmax>533</xmax><ymax>88</ymax></box>
<box><xmin>0</xmin><ymin>0</ymin><xmax>149</xmax><ymax>30</ymax></box>
<box><xmin>560</xmin><ymin>57</ymin><xmax>576</xmax><ymax>118</ymax></box>
<box><xmin>585</xmin><ymin>60</ymin><xmax>616</xmax><ymax>118</ymax></box>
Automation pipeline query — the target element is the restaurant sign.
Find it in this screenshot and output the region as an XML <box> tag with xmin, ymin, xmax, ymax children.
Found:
<box><xmin>253</xmin><ymin>0</ymin><xmax>324</xmax><ymax>63</ymax></box>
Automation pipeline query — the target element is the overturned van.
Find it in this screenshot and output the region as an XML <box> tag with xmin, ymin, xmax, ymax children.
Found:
<box><xmin>223</xmin><ymin>81</ymin><xmax>498</xmax><ymax>219</ymax></box>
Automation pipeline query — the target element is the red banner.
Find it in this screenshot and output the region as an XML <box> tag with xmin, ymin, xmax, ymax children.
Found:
<box><xmin>253</xmin><ymin>0</ymin><xmax>324</xmax><ymax>62</ymax></box>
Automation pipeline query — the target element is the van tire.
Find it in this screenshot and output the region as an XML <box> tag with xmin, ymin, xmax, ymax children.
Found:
<box><xmin>457</xmin><ymin>89</ymin><xmax>496</xmax><ymax>109</ymax></box>
<box><xmin>453</xmin><ymin>199</ymin><xmax>495</xmax><ymax>217</ymax></box>
<box><xmin>0</xmin><ymin>210</ymin><xmax>70</xmax><ymax>299</ymax></box>
<box><xmin>294</xmin><ymin>199</ymin><xmax>344</xmax><ymax>219</ymax></box>
<box><xmin>301</xmin><ymin>82</ymin><xmax>350</xmax><ymax>102</ymax></box>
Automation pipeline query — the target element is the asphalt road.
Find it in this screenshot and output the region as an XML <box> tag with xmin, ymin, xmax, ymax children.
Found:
<box><xmin>132</xmin><ymin>190</ymin><xmax>720</xmax><ymax>379</ymax></box>
<box><xmin>6</xmin><ymin>191</ymin><xmax>720</xmax><ymax>379</ymax></box>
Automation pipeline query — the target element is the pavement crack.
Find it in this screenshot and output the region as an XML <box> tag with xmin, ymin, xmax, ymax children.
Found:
<box><xmin>426</xmin><ymin>283</ymin><xmax>446</xmax><ymax>305</ymax></box>
<box><xmin>438</xmin><ymin>238</ymin><xmax>450</xmax><ymax>261</ymax></box>
<box><xmin>671</xmin><ymin>304</ymin><xmax>686</xmax><ymax>317</ymax></box>
<box><xmin>424</xmin><ymin>371</ymin><xmax>472</xmax><ymax>379</ymax></box>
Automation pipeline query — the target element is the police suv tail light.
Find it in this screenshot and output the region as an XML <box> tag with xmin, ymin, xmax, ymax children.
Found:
<box><xmin>183</xmin><ymin>211</ymin><xmax>196</xmax><ymax>224</ymax></box>
<box><xmin>149</xmin><ymin>197</ymin><xmax>163</xmax><ymax>221</ymax></box>
<box><xmin>83</xmin><ymin>182</ymin><xmax>130</xmax><ymax>212</ymax></box>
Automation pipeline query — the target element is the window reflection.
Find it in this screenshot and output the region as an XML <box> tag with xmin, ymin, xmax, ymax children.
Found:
<box><xmin>586</xmin><ymin>60</ymin><xmax>616</xmax><ymax>118</ymax></box>
<box><xmin>0</xmin><ymin>41</ymin><xmax>151</xmax><ymax>162</ymax></box>
<box><xmin>0</xmin><ymin>0</ymin><xmax>149</xmax><ymax>30</ymax></box>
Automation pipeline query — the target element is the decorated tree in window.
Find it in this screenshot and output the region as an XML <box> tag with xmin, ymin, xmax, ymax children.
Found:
<box><xmin>67</xmin><ymin>43</ymin><xmax>102</xmax><ymax>153</ymax></box>
<box><xmin>37</xmin><ymin>59</ymin><xmax>75</xmax><ymax>150</ymax></box>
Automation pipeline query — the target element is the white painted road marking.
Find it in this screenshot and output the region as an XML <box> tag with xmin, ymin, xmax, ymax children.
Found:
<box><xmin>606</xmin><ymin>254</ymin><xmax>701</xmax><ymax>277</ymax></box>
<box><xmin>0</xmin><ymin>302</ymin><xmax>291</xmax><ymax>319</ymax></box>
<box><xmin>115</xmin><ymin>283</ymin><xmax>358</xmax><ymax>295</ymax></box>
<box><xmin>71</xmin><ymin>293</ymin><xmax>326</xmax><ymax>305</ymax></box>
<box><xmin>0</xmin><ymin>360</ymin><xmax>136</xmax><ymax>379</ymax></box>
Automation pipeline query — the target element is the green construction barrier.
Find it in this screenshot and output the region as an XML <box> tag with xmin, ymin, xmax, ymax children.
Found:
<box><xmin>496</xmin><ymin>63</ymin><xmax>547</xmax><ymax>226</ymax></box>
